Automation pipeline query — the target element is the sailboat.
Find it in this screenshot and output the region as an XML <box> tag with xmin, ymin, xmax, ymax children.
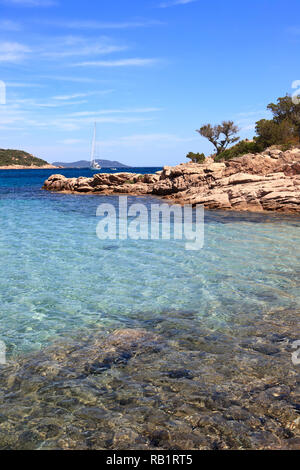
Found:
<box><xmin>90</xmin><ymin>122</ymin><xmax>101</xmax><ymax>170</ymax></box>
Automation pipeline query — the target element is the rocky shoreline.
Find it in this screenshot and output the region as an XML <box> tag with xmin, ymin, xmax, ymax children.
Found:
<box><xmin>1</xmin><ymin>164</ymin><xmax>58</xmax><ymax>170</ymax></box>
<box><xmin>43</xmin><ymin>147</ymin><xmax>300</xmax><ymax>213</ymax></box>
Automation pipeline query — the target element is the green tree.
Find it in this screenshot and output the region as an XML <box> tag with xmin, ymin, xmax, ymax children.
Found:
<box><xmin>255</xmin><ymin>119</ymin><xmax>296</xmax><ymax>148</ymax></box>
<box><xmin>186</xmin><ymin>152</ymin><xmax>206</xmax><ymax>163</ymax></box>
<box><xmin>267</xmin><ymin>94</ymin><xmax>300</xmax><ymax>125</ymax></box>
<box><xmin>196</xmin><ymin>121</ymin><xmax>240</xmax><ymax>155</ymax></box>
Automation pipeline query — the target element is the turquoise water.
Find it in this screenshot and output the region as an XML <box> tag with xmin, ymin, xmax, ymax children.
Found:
<box><xmin>0</xmin><ymin>168</ymin><xmax>300</xmax><ymax>357</ymax></box>
<box><xmin>0</xmin><ymin>170</ymin><xmax>300</xmax><ymax>353</ymax></box>
<box><xmin>0</xmin><ymin>168</ymin><xmax>300</xmax><ymax>450</ymax></box>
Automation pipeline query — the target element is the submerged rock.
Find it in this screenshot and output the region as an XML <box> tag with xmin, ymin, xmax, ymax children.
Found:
<box><xmin>0</xmin><ymin>316</ymin><xmax>299</xmax><ymax>450</ymax></box>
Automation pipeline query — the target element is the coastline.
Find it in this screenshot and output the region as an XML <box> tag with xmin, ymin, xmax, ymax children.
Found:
<box><xmin>42</xmin><ymin>147</ymin><xmax>300</xmax><ymax>214</ymax></box>
<box><xmin>1</xmin><ymin>166</ymin><xmax>300</xmax><ymax>450</ymax></box>
<box><xmin>0</xmin><ymin>165</ymin><xmax>59</xmax><ymax>170</ymax></box>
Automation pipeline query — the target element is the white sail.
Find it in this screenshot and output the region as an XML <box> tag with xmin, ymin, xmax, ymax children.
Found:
<box><xmin>90</xmin><ymin>123</ymin><xmax>96</xmax><ymax>164</ymax></box>
<box><xmin>90</xmin><ymin>122</ymin><xmax>101</xmax><ymax>170</ymax></box>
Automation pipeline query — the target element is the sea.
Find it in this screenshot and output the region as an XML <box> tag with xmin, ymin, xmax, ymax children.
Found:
<box><xmin>0</xmin><ymin>167</ymin><xmax>299</xmax><ymax>450</ymax></box>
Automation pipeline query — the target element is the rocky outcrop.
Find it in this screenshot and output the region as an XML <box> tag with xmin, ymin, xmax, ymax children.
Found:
<box><xmin>42</xmin><ymin>147</ymin><xmax>300</xmax><ymax>213</ymax></box>
<box><xmin>1</xmin><ymin>164</ymin><xmax>58</xmax><ymax>170</ymax></box>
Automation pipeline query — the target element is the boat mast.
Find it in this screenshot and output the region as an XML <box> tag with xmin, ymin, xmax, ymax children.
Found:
<box><xmin>91</xmin><ymin>122</ymin><xmax>96</xmax><ymax>165</ymax></box>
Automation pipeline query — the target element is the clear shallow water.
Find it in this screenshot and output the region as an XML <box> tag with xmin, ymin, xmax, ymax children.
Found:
<box><xmin>0</xmin><ymin>168</ymin><xmax>299</xmax><ymax>357</ymax></box>
<box><xmin>0</xmin><ymin>168</ymin><xmax>299</xmax><ymax>450</ymax></box>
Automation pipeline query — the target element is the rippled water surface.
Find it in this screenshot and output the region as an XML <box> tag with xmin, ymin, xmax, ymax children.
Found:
<box><xmin>0</xmin><ymin>168</ymin><xmax>299</xmax><ymax>450</ymax></box>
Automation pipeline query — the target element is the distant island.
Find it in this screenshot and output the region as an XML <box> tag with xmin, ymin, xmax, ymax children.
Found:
<box><xmin>52</xmin><ymin>159</ymin><xmax>131</xmax><ymax>169</ymax></box>
<box><xmin>0</xmin><ymin>149</ymin><xmax>56</xmax><ymax>169</ymax></box>
<box><xmin>0</xmin><ymin>150</ymin><xmax>130</xmax><ymax>170</ymax></box>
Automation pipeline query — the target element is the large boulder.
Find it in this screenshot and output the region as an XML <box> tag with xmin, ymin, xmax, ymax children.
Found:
<box><xmin>42</xmin><ymin>147</ymin><xmax>300</xmax><ymax>213</ymax></box>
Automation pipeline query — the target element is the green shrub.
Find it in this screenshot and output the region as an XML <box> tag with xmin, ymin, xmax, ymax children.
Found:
<box><xmin>255</xmin><ymin>119</ymin><xmax>296</xmax><ymax>148</ymax></box>
<box><xmin>191</xmin><ymin>93</ymin><xmax>300</xmax><ymax>164</ymax></box>
<box><xmin>186</xmin><ymin>152</ymin><xmax>206</xmax><ymax>164</ymax></box>
<box><xmin>280</xmin><ymin>142</ymin><xmax>294</xmax><ymax>151</ymax></box>
<box><xmin>214</xmin><ymin>140</ymin><xmax>264</xmax><ymax>162</ymax></box>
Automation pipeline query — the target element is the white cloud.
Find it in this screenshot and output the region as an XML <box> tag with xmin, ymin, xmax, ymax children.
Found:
<box><xmin>42</xmin><ymin>43</ymin><xmax>127</xmax><ymax>59</ymax></box>
<box><xmin>60</xmin><ymin>139</ymin><xmax>84</xmax><ymax>145</ymax></box>
<box><xmin>286</xmin><ymin>26</ymin><xmax>300</xmax><ymax>35</ymax></box>
<box><xmin>52</xmin><ymin>90</ymin><xmax>114</xmax><ymax>101</ymax></box>
<box><xmin>11</xmin><ymin>97</ymin><xmax>88</xmax><ymax>108</ymax></box>
<box><xmin>0</xmin><ymin>35</ymin><xmax>128</xmax><ymax>65</ymax></box>
<box><xmin>40</xmin><ymin>19</ymin><xmax>163</xmax><ymax>30</ymax></box>
<box><xmin>44</xmin><ymin>116</ymin><xmax>155</xmax><ymax>131</ymax></box>
<box><xmin>240</xmin><ymin>124</ymin><xmax>256</xmax><ymax>132</ymax></box>
<box><xmin>237</xmin><ymin>110</ymin><xmax>266</xmax><ymax>117</ymax></box>
<box><xmin>56</xmin><ymin>134</ymin><xmax>196</xmax><ymax>149</ymax></box>
<box><xmin>2</xmin><ymin>0</ymin><xmax>57</xmax><ymax>6</ymax></box>
<box><xmin>6</xmin><ymin>82</ymin><xmax>44</xmax><ymax>88</ymax></box>
<box><xmin>40</xmin><ymin>75</ymin><xmax>104</xmax><ymax>83</ymax></box>
<box><xmin>0</xmin><ymin>42</ymin><xmax>31</xmax><ymax>62</ymax></box>
<box><xmin>159</xmin><ymin>0</ymin><xmax>197</xmax><ymax>7</ymax></box>
<box><xmin>66</xmin><ymin>116</ymin><xmax>154</xmax><ymax>125</ymax></box>
<box><xmin>66</xmin><ymin>108</ymin><xmax>162</xmax><ymax>117</ymax></box>
<box><xmin>98</xmin><ymin>133</ymin><xmax>198</xmax><ymax>148</ymax></box>
<box><xmin>0</xmin><ymin>20</ymin><xmax>21</xmax><ymax>31</ymax></box>
<box><xmin>39</xmin><ymin>100</ymin><xmax>88</xmax><ymax>108</ymax></box>
<box><xmin>235</xmin><ymin>109</ymin><xmax>271</xmax><ymax>132</ymax></box>
<box><xmin>0</xmin><ymin>103</ymin><xmax>30</xmax><ymax>128</ymax></box>
<box><xmin>0</xmin><ymin>102</ymin><xmax>154</xmax><ymax>130</ymax></box>
<box><xmin>21</xmin><ymin>36</ymin><xmax>129</xmax><ymax>63</ymax></box>
<box><xmin>73</xmin><ymin>58</ymin><xmax>159</xmax><ymax>67</ymax></box>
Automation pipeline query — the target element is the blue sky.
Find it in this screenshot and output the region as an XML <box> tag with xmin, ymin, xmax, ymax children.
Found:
<box><xmin>0</xmin><ymin>0</ymin><xmax>299</xmax><ymax>166</ymax></box>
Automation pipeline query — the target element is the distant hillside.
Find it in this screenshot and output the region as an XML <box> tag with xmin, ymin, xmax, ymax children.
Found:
<box><xmin>52</xmin><ymin>159</ymin><xmax>130</xmax><ymax>169</ymax></box>
<box><xmin>0</xmin><ymin>149</ymin><xmax>49</xmax><ymax>167</ymax></box>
